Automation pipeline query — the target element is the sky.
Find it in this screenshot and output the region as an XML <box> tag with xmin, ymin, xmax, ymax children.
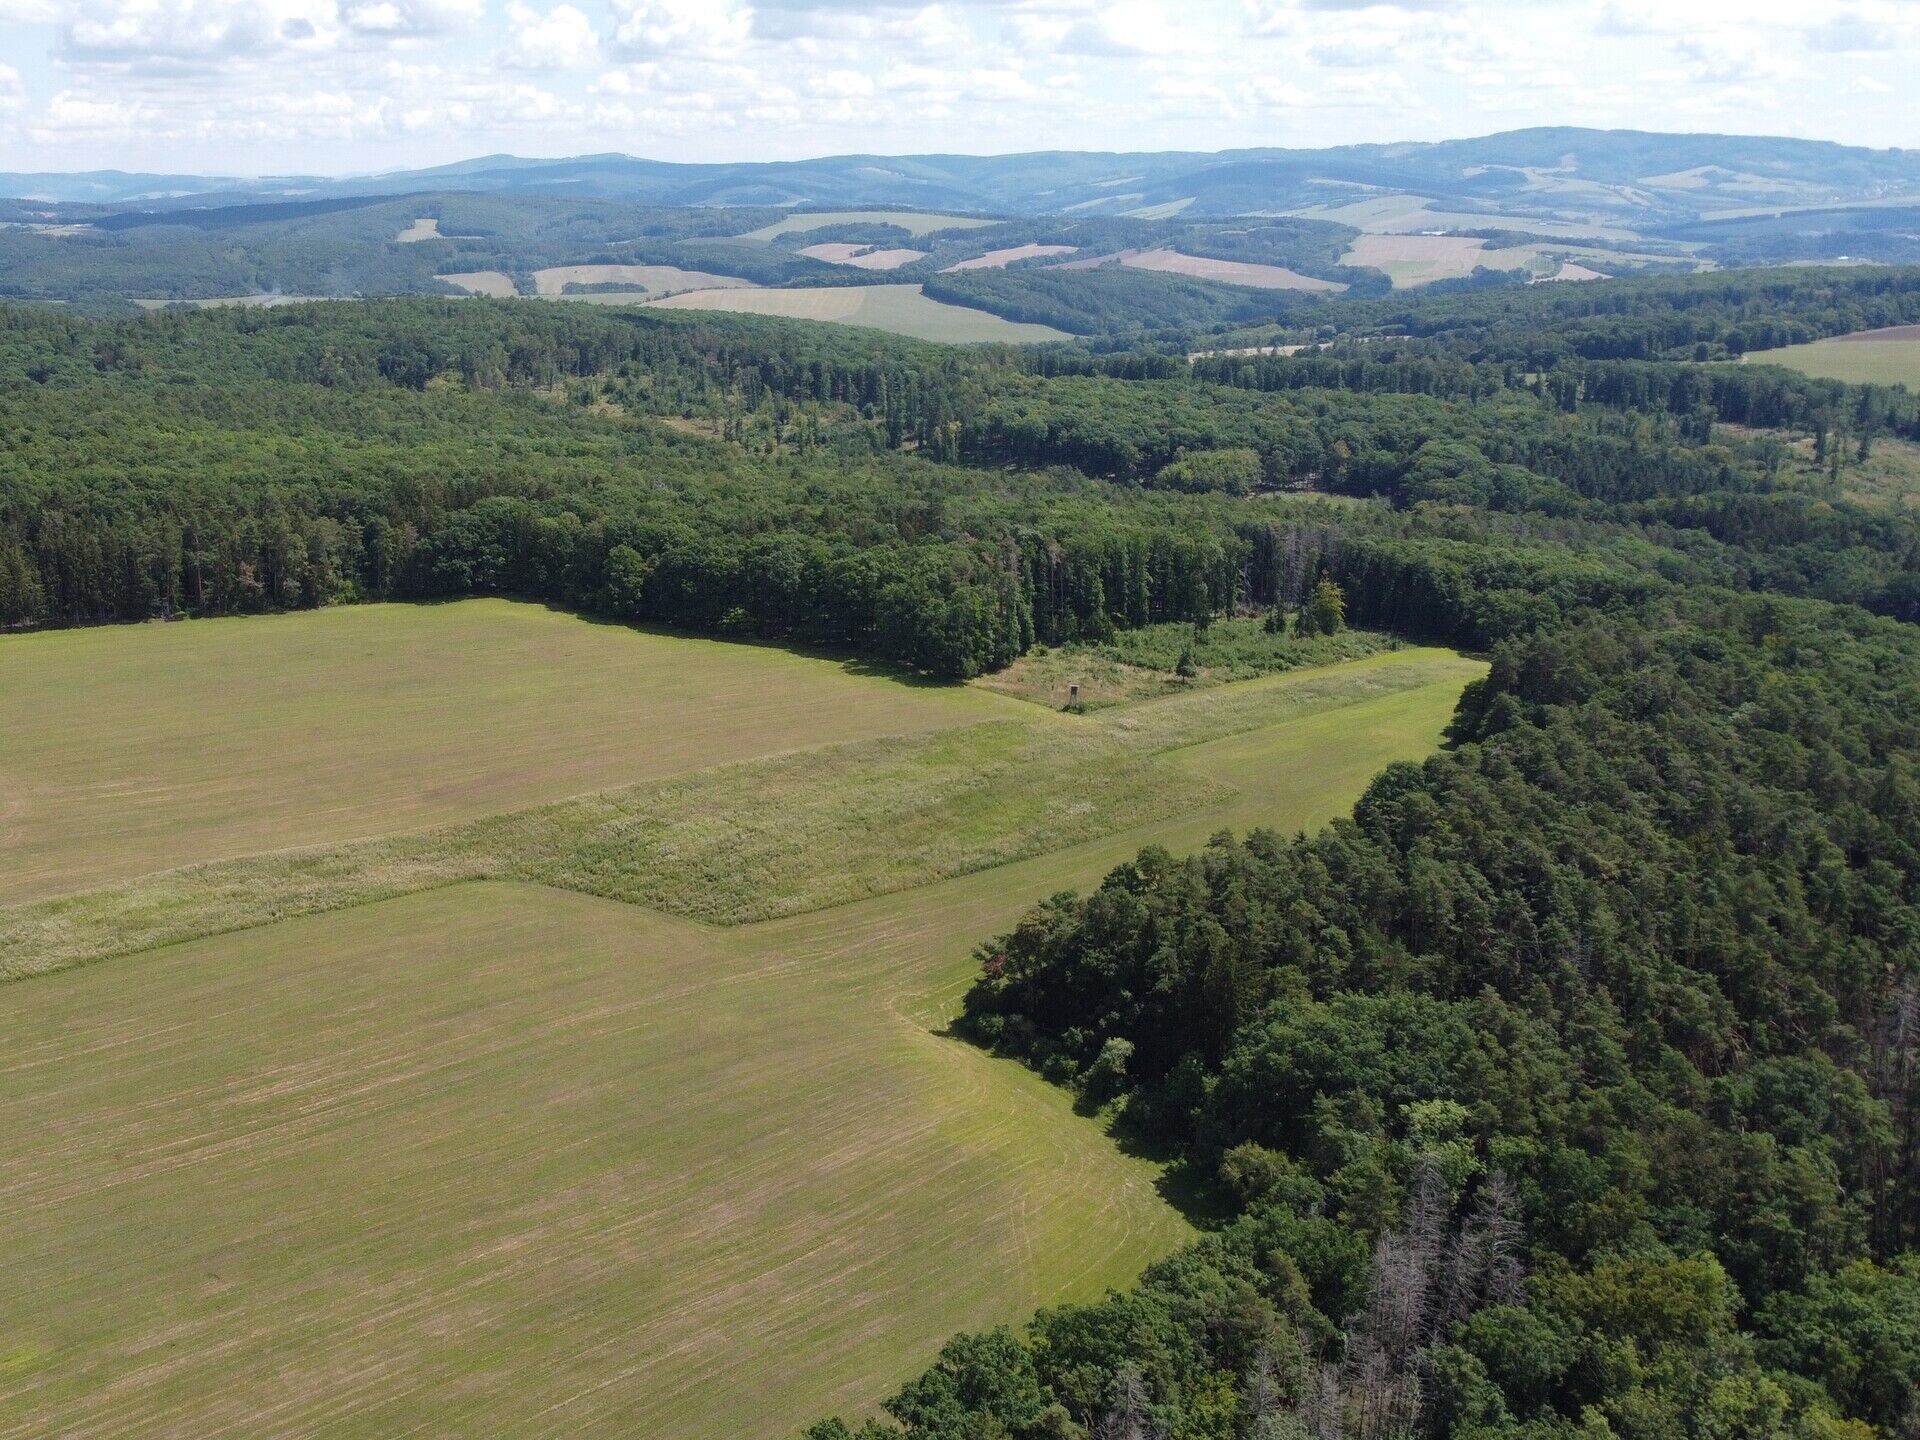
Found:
<box><xmin>0</xmin><ymin>0</ymin><xmax>1913</xmax><ymax>176</ymax></box>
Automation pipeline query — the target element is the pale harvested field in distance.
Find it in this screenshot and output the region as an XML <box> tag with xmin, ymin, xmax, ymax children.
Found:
<box><xmin>437</xmin><ymin>269</ymin><xmax>517</xmax><ymax>297</ymax></box>
<box><xmin>943</xmin><ymin>244</ymin><xmax>1078</xmax><ymax>271</ymax></box>
<box><xmin>532</xmin><ymin>264</ymin><xmax>758</xmax><ymax>297</ymax></box>
<box><xmin>1341</xmin><ymin>233</ymin><xmax>1550</xmax><ymax>286</ymax></box>
<box><xmin>1119</xmin><ymin>247</ymin><xmax>1346</xmax><ymax>292</ymax></box>
<box><xmin>131</xmin><ymin>294</ymin><xmax>332</xmax><ymax>310</ymax></box>
<box><xmin>645</xmin><ymin>283</ymin><xmax>1072</xmax><ymax>343</ymax></box>
<box><xmin>0</xmin><ymin>601</ymin><xmax>1006</xmax><ymax>904</ymax></box>
<box><xmin>797</xmin><ymin>243</ymin><xmax>928</xmax><ymax>269</ymax></box>
<box><xmin>1547</xmin><ymin>261</ymin><xmax>1610</xmax><ymax>282</ymax></box>
<box><xmin>0</xmin><ymin>598</ymin><xmax>1482</xmax><ymax>1440</ymax></box>
<box><xmin>741</xmin><ymin>210</ymin><xmax>997</xmax><ymax>241</ymax></box>
<box><xmin>396</xmin><ymin>217</ymin><xmax>441</xmax><ymax>242</ymax></box>
<box><xmin>1290</xmin><ymin>193</ymin><xmax>1648</xmax><ymax>242</ymax></box>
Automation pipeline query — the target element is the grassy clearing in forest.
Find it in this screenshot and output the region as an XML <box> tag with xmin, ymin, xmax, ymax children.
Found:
<box><xmin>0</xmin><ymin>600</ymin><xmax>1481</xmax><ymax>1440</ymax></box>
<box><xmin>1743</xmin><ymin>335</ymin><xmax>1920</xmax><ymax>389</ymax></box>
<box><xmin>979</xmin><ymin>618</ymin><xmax>1400</xmax><ymax>708</ymax></box>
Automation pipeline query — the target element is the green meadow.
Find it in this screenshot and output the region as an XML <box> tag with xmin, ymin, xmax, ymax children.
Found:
<box><xmin>0</xmin><ymin>600</ymin><xmax>1481</xmax><ymax>1439</ymax></box>
<box><xmin>1743</xmin><ymin>335</ymin><xmax>1920</xmax><ymax>388</ymax></box>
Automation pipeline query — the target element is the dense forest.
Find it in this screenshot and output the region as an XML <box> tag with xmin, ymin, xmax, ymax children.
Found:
<box><xmin>6</xmin><ymin>265</ymin><xmax>1920</xmax><ymax>1438</ymax></box>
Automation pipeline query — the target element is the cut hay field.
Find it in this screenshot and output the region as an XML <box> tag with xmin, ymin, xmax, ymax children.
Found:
<box><xmin>943</xmin><ymin>243</ymin><xmax>1078</xmax><ymax>271</ymax></box>
<box><xmin>0</xmin><ymin>600</ymin><xmax>1482</xmax><ymax>1439</ymax></box>
<box><xmin>0</xmin><ymin>601</ymin><xmax>1006</xmax><ymax>905</ymax></box>
<box><xmin>531</xmin><ymin>264</ymin><xmax>757</xmax><ymax>297</ymax></box>
<box><xmin>1743</xmin><ymin>333</ymin><xmax>1920</xmax><ymax>388</ymax></box>
<box><xmin>644</xmin><ymin>283</ymin><xmax>1071</xmax><ymax>343</ymax></box>
<box><xmin>1289</xmin><ymin>193</ymin><xmax>1647</xmax><ymax>243</ymax></box>
<box><xmin>1341</xmin><ymin>233</ymin><xmax>1553</xmax><ymax>286</ymax></box>
<box><xmin>1118</xmin><ymin>247</ymin><xmax>1346</xmax><ymax>292</ymax></box>
<box><xmin>797</xmin><ymin>243</ymin><xmax>928</xmax><ymax>270</ymax></box>
<box><xmin>437</xmin><ymin>269</ymin><xmax>517</xmax><ymax>297</ymax></box>
<box><xmin>740</xmin><ymin>210</ymin><xmax>996</xmax><ymax>241</ymax></box>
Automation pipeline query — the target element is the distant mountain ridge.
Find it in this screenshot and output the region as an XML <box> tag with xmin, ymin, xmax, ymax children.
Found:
<box><xmin>8</xmin><ymin>128</ymin><xmax>1919</xmax><ymax>227</ymax></box>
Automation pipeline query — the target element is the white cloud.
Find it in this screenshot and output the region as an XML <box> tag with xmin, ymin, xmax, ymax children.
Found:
<box><xmin>2</xmin><ymin>0</ymin><xmax>1918</xmax><ymax>173</ymax></box>
<box><xmin>608</xmin><ymin>0</ymin><xmax>753</xmax><ymax>58</ymax></box>
<box><xmin>505</xmin><ymin>2</ymin><xmax>598</xmax><ymax>68</ymax></box>
<box><xmin>338</xmin><ymin>0</ymin><xmax>482</xmax><ymax>38</ymax></box>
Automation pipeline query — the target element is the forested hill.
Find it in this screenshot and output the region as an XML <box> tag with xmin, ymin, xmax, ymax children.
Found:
<box><xmin>6</xmin><ymin>265</ymin><xmax>1920</xmax><ymax>1437</ymax></box>
<box><xmin>8</xmin><ymin>128</ymin><xmax>1920</xmax><ymax>220</ymax></box>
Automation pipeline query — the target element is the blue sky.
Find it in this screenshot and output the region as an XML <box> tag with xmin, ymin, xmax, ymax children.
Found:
<box><xmin>0</xmin><ymin>0</ymin><xmax>1912</xmax><ymax>175</ymax></box>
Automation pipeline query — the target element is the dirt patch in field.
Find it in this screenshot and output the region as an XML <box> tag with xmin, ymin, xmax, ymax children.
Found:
<box><xmin>943</xmin><ymin>244</ymin><xmax>1078</xmax><ymax>271</ymax></box>
<box><xmin>1835</xmin><ymin>325</ymin><xmax>1920</xmax><ymax>343</ymax></box>
<box><xmin>797</xmin><ymin>244</ymin><xmax>928</xmax><ymax>270</ymax></box>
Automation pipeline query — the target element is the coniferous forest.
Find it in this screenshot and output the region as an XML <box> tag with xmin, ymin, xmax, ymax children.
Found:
<box><xmin>8</xmin><ymin>266</ymin><xmax>1920</xmax><ymax>1439</ymax></box>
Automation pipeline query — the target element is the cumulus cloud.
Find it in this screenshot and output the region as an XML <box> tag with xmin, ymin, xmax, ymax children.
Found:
<box><xmin>2</xmin><ymin>0</ymin><xmax>1917</xmax><ymax>172</ymax></box>
<box><xmin>608</xmin><ymin>0</ymin><xmax>753</xmax><ymax>57</ymax></box>
<box><xmin>505</xmin><ymin>2</ymin><xmax>599</xmax><ymax>67</ymax></box>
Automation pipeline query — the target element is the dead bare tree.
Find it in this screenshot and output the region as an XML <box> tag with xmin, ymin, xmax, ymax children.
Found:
<box><xmin>1093</xmin><ymin>1365</ymin><xmax>1160</xmax><ymax>1440</ymax></box>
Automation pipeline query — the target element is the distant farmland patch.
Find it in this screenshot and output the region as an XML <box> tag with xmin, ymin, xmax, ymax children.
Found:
<box><xmin>1743</xmin><ymin>333</ymin><xmax>1920</xmax><ymax>388</ymax></box>
<box><xmin>943</xmin><ymin>244</ymin><xmax>1078</xmax><ymax>271</ymax></box>
<box><xmin>532</xmin><ymin>264</ymin><xmax>757</xmax><ymax>297</ymax></box>
<box><xmin>1292</xmin><ymin>193</ymin><xmax>1648</xmax><ymax>242</ymax></box>
<box><xmin>1341</xmin><ymin>233</ymin><xmax>1555</xmax><ymax>286</ymax></box>
<box><xmin>1836</xmin><ymin>325</ymin><xmax>1920</xmax><ymax>343</ymax></box>
<box><xmin>797</xmin><ymin>243</ymin><xmax>929</xmax><ymax>270</ymax></box>
<box><xmin>645</xmin><ymin>283</ymin><xmax>1071</xmax><ymax>343</ymax></box>
<box><xmin>396</xmin><ymin>217</ymin><xmax>480</xmax><ymax>243</ymax></box>
<box><xmin>741</xmin><ymin>210</ymin><xmax>997</xmax><ymax>241</ymax></box>
<box><xmin>438</xmin><ymin>269</ymin><xmax>518</xmax><ymax>297</ymax></box>
<box><xmin>131</xmin><ymin>293</ymin><xmax>333</xmax><ymax>309</ymax></box>
<box><xmin>1118</xmin><ymin>247</ymin><xmax>1346</xmax><ymax>292</ymax></box>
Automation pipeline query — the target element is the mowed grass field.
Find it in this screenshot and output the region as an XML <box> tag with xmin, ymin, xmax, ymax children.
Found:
<box><xmin>644</xmin><ymin>283</ymin><xmax>1072</xmax><ymax>343</ymax></box>
<box><xmin>1744</xmin><ymin>333</ymin><xmax>1920</xmax><ymax>388</ymax></box>
<box><xmin>0</xmin><ymin>600</ymin><xmax>1483</xmax><ymax>1439</ymax></box>
<box><xmin>0</xmin><ymin>601</ymin><xmax>1008</xmax><ymax>904</ymax></box>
